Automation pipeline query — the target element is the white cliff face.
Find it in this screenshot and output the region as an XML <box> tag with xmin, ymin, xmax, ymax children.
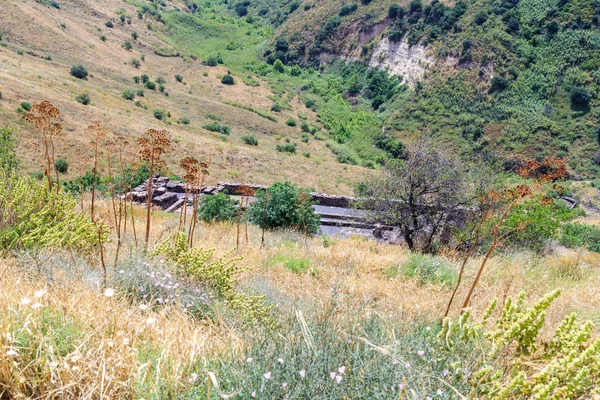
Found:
<box><xmin>368</xmin><ymin>38</ymin><xmax>433</xmax><ymax>86</ymax></box>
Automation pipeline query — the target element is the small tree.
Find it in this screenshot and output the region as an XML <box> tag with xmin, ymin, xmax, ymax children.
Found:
<box><xmin>122</xmin><ymin>40</ymin><xmax>133</xmax><ymax>51</ymax></box>
<box><xmin>273</xmin><ymin>59</ymin><xmax>285</xmax><ymax>73</ymax></box>
<box><xmin>357</xmin><ymin>137</ymin><xmax>485</xmax><ymax>253</ymax></box>
<box><xmin>138</xmin><ymin>129</ymin><xmax>172</xmax><ymax>247</ymax></box>
<box><xmin>131</xmin><ymin>58</ymin><xmax>141</xmax><ymax>68</ymax></box>
<box><xmin>131</xmin><ymin>31</ymin><xmax>138</xmax><ymax>40</ymax></box>
<box><xmin>248</xmin><ymin>181</ymin><xmax>319</xmax><ymax>235</ymax></box>
<box><xmin>198</xmin><ymin>192</ymin><xmax>238</xmax><ymax>223</ymax></box>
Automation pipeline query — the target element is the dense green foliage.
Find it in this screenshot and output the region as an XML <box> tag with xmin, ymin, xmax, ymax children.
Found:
<box><xmin>0</xmin><ymin>127</ymin><xmax>18</xmax><ymax>172</ymax></box>
<box><xmin>248</xmin><ymin>181</ymin><xmax>319</xmax><ymax>234</ymax></box>
<box><xmin>197</xmin><ymin>192</ymin><xmax>238</xmax><ymax>223</ymax></box>
<box><xmin>560</xmin><ymin>222</ymin><xmax>600</xmax><ymax>252</ymax></box>
<box><xmin>70</xmin><ymin>65</ymin><xmax>88</xmax><ymax>79</ymax></box>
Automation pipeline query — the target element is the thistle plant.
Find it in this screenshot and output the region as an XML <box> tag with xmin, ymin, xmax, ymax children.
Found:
<box><xmin>138</xmin><ymin>129</ymin><xmax>172</xmax><ymax>247</ymax></box>
<box><xmin>22</xmin><ymin>101</ymin><xmax>62</xmax><ymax>193</ymax></box>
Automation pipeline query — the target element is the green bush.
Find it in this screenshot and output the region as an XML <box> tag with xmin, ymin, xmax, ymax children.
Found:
<box><xmin>105</xmin><ymin>21</ymin><xmax>113</xmax><ymax>28</ymax></box>
<box><xmin>0</xmin><ymin>127</ymin><xmax>18</xmax><ymax>172</ymax></box>
<box><xmin>155</xmin><ymin>76</ymin><xmax>166</xmax><ymax>85</ymax></box>
<box><xmin>136</xmin><ymin>89</ymin><xmax>144</xmax><ymax>97</ymax></box>
<box><xmin>276</xmin><ymin>143</ymin><xmax>297</xmax><ymax>153</ymax></box>
<box><xmin>301</xmin><ymin>121</ymin><xmax>310</xmax><ymax>133</ymax></box>
<box><xmin>140</xmin><ymin>74</ymin><xmax>150</xmax><ymax>83</ymax></box>
<box><xmin>301</xmin><ymin>133</ymin><xmax>309</xmax><ymax>143</ymax></box>
<box><xmin>273</xmin><ymin>59</ymin><xmax>285</xmax><ymax>73</ymax></box>
<box><xmin>560</xmin><ymin>223</ymin><xmax>600</xmax><ymax>253</ymax></box>
<box><xmin>570</xmin><ymin>87</ymin><xmax>590</xmax><ymax>107</ymax></box>
<box><xmin>130</xmin><ymin>58</ymin><xmax>141</xmax><ymax>68</ymax></box>
<box><xmin>177</xmin><ymin>117</ymin><xmax>190</xmax><ymax>125</ymax></box>
<box><xmin>339</xmin><ymin>3</ymin><xmax>358</xmax><ymax>16</ymax></box>
<box><xmin>75</xmin><ymin>93</ymin><xmax>91</xmax><ymax>105</ymax></box>
<box><xmin>122</xmin><ymin>40</ymin><xmax>133</xmax><ymax>51</ymax></box>
<box><xmin>20</xmin><ymin>102</ymin><xmax>31</xmax><ymax>111</ymax></box>
<box><xmin>285</xmin><ymin>118</ymin><xmax>297</xmax><ymax>127</ymax></box>
<box><xmin>326</xmin><ymin>141</ymin><xmax>359</xmax><ymax>164</ymax></box>
<box><xmin>122</xmin><ymin>89</ymin><xmax>135</xmax><ymax>100</ymax></box>
<box><xmin>248</xmin><ymin>180</ymin><xmax>319</xmax><ymax>234</ymax></box>
<box><xmin>389</xmin><ymin>253</ymin><xmax>457</xmax><ymax>288</ymax></box>
<box><xmin>175</xmin><ymin>74</ymin><xmax>183</xmax><ymax>83</ymax></box>
<box><xmin>153</xmin><ymin>109</ymin><xmax>165</xmax><ymax>120</ymax></box>
<box><xmin>271</xmin><ymin>103</ymin><xmax>282</xmax><ymax>112</ymax></box>
<box><xmin>54</xmin><ymin>157</ymin><xmax>68</xmax><ymax>173</ymax></box>
<box><xmin>241</xmin><ymin>135</ymin><xmax>258</xmax><ymax>145</ymax></box>
<box><xmin>70</xmin><ymin>65</ymin><xmax>88</xmax><ymax>79</ymax></box>
<box><xmin>221</xmin><ymin>74</ymin><xmax>235</xmax><ymax>85</ymax></box>
<box><xmin>144</xmin><ymin>80</ymin><xmax>156</xmax><ymax>90</ymax></box>
<box><xmin>198</xmin><ymin>192</ymin><xmax>238</xmax><ymax>223</ymax></box>
<box><xmin>206</xmin><ymin>113</ymin><xmax>222</xmax><ymax>121</ymax></box>
<box><xmin>203</xmin><ymin>122</ymin><xmax>231</xmax><ymax>135</ymax></box>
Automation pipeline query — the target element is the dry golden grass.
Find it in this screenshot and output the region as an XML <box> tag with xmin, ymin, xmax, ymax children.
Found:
<box><xmin>0</xmin><ymin>256</ymin><xmax>239</xmax><ymax>398</ymax></box>
<box><xmin>0</xmin><ymin>0</ymin><xmax>365</xmax><ymax>194</ymax></box>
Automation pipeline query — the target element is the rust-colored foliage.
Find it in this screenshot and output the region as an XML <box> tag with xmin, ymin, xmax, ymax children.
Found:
<box><xmin>179</xmin><ymin>156</ymin><xmax>210</xmax><ymax>247</ymax></box>
<box><xmin>444</xmin><ymin>157</ymin><xmax>568</xmax><ymax>318</ymax></box>
<box><xmin>22</xmin><ymin>101</ymin><xmax>62</xmax><ymax>192</ymax></box>
<box><xmin>138</xmin><ymin>129</ymin><xmax>172</xmax><ymax>247</ymax></box>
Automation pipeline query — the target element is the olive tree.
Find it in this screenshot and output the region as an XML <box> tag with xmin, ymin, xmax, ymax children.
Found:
<box><xmin>357</xmin><ymin>138</ymin><xmax>486</xmax><ymax>253</ymax></box>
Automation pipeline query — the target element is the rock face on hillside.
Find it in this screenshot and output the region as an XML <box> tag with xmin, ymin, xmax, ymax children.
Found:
<box><xmin>368</xmin><ymin>38</ymin><xmax>432</xmax><ymax>86</ymax></box>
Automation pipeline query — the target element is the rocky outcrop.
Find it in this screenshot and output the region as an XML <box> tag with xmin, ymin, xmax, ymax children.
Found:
<box><xmin>368</xmin><ymin>38</ymin><xmax>432</xmax><ymax>86</ymax></box>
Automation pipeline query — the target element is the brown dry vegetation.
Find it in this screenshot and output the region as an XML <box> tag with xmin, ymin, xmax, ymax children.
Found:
<box><xmin>0</xmin><ymin>0</ymin><xmax>365</xmax><ymax>194</ymax></box>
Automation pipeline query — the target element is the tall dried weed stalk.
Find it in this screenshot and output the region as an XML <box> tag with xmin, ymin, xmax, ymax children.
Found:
<box><xmin>22</xmin><ymin>101</ymin><xmax>62</xmax><ymax>193</ymax></box>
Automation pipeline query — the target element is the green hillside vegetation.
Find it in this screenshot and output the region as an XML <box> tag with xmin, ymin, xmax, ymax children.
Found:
<box><xmin>142</xmin><ymin>0</ymin><xmax>600</xmax><ymax>176</ymax></box>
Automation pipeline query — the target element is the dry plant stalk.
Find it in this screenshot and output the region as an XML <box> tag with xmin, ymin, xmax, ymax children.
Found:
<box><xmin>87</xmin><ymin>122</ymin><xmax>109</xmax><ymax>286</ymax></box>
<box><xmin>445</xmin><ymin>157</ymin><xmax>568</xmax><ymax>316</ymax></box>
<box><xmin>187</xmin><ymin>160</ymin><xmax>210</xmax><ymax>248</ymax></box>
<box><xmin>22</xmin><ymin>101</ymin><xmax>62</xmax><ymax>193</ymax></box>
<box><xmin>236</xmin><ymin>185</ymin><xmax>254</xmax><ymax>250</ymax></box>
<box><xmin>138</xmin><ymin>129</ymin><xmax>172</xmax><ymax>247</ymax></box>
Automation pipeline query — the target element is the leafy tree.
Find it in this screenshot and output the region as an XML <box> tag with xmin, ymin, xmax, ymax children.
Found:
<box><xmin>388</xmin><ymin>4</ymin><xmax>404</xmax><ymax>19</ymax></box>
<box><xmin>339</xmin><ymin>3</ymin><xmax>358</xmax><ymax>16</ymax></box>
<box><xmin>248</xmin><ymin>181</ymin><xmax>319</xmax><ymax>234</ymax></box>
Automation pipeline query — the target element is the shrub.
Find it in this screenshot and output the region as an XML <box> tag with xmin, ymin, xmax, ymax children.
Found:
<box><xmin>20</xmin><ymin>102</ymin><xmax>31</xmax><ymax>111</ymax></box>
<box><xmin>75</xmin><ymin>93</ymin><xmax>91</xmax><ymax>105</ymax></box>
<box><xmin>122</xmin><ymin>89</ymin><xmax>135</xmax><ymax>100</ymax></box>
<box><xmin>570</xmin><ymin>87</ymin><xmax>590</xmax><ymax>106</ymax></box>
<box><xmin>339</xmin><ymin>3</ymin><xmax>358</xmax><ymax>16</ymax></box>
<box><xmin>273</xmin><ymin>254</ymin><xmax>311</xmax><ymax>274</ymax></box>
<box><xmin>130</xmin><ymin>58</ymin><xmax>141</xmax><ymax>68</ymax></box>
<box><xmin>560</xmin><ymin>223</ymin><xmax>600</xmax><ymax>252</ymax></box>
<box><xmin>177</xmin><ymin>117</ymin><xmax>190</xmax><ymax>125</ymax></box>
<box><xmin>241</xmin><ymin>135</ymin><xmax>258</xmax><ymax>145</ymax></box>
<box><xmin>221</xmin><ymin>74</ymin><xmax>235</xmax><ymax>85</ymax></box>
<box><xmin>285</xmin><ymin>118</ymin><xmax>297</xmax><ymax>127</ymax></box>
<box><xmin>155</xmin><ymin>76</ymin><xmax>166</xmax><ymax>85</ymax></box>
<box><xmin>0</xmin><ymin>127</ymin><xmax>18</xmax><ymax>172</ymax></box>
<box><xmin>153</xmin><ymin>109</ymin><xmax>165</xmax><ymax>120</ymax></box>
<box><xmin>248</xmin><ymin>180</ymin><xmax>319</xmax><ymax>234</ymax></box>
<box><xmin>136</xmin><ymin>89</ymin><xmax>144</xmax><ymax>97</ymax></box>
<box><xmin>54</xmin><ymin>157</ymin><xmax>68</xmax><ymax>173</ymax></box>
<box><xmin>489</xmin><ymin>76</ymin><xmax>508</xmax><ymax>93</ymax></box>
<box><xmin>326</xmin><ymin>141</ymin><xmax>359</xmax><ymax>164</ymax></box>
<box><xmin>392</xmin><ymin>253</ymin><xmax>457</xmax><ymax>288</ymax></box>
<box><xmin>0</xmin><ymin>169</ymin><xmax>106</xmax><ymax>251</ymax></box>
<box><xmin>302</xmin><ymin>151</ymin><xmax>310</xmax><ymax>158</ymax></box>
<box><xmin>301</xmin><ymin>121</ymin><xmax>310</xmax><ymax>133</ymax></box>
<box><xmin>140</xmin><ymin>74</ymin><xmax>150</xmax><ymax>83</ymax></box>
<box><xmin>100</xmin><ymin>34</ymin><xmax>107</xmax><ymax>42</ymax></box>
<box><xmin>70</xmin><ymin>65</ymin><xmax>88</xmax><ymax>79</ymax></box>
<box><xmin>131</xmin><ymin>31</ymin><xmax>138</xmax><ymax>40</ymax></box>
<box><xmin>276</xmin><ymin>143</ymin><xmax>297</xmax><ymax>153</ymax></box>
<box><xmin>203</xmin><ymin>122</ymin><xmax>231</xmax><ymax>135</ymax></box>
<box><xmin>175</xmin><ymin>74</ymin><xmax>183</xmax><ymax>83</ymax></box>
<box><xmin>197</xmin><ymin>192</ymin><xmax>238</xmax><ymax>223</ymax></box>
<box><xmin>290</xmin><ymin>65</ymin><xmax>302</xmax><ymax>76</ymax></box>
<box><xmin>105</xmin><ymin>21</ymin><xmax>114</xmax><ymax>28</ymax></box>
<box><xmin>206</xmin><ymin>113</ymin><xmax>222</xmax><ymax>121</ymax></box>
<box><xmin>144</xmin><ymin>80</ymin><xmax>156</xmax><ymax>90</ymax></box>
<box><xmin>388</xmin><ymin>4</ymin><xmax>404</xmax><ymax>18</ymax></box>
<box><xmin>122</xmin><ymin>40</ymin><xmax>133</xmax><ymax>51</ymax></box>
<box><xmin>271</xmin><ymin>103</ymin><xmax>282</xmax><ymax>112</ymax></box>
<box><xmin>301</xmin><ymin>133</ymin><xmax>309</xmax><ymax>143</ymax></box>
<box><xmin>273</xmin><ymin>59</ymin><xmax>285</xmax><ymax>73</ymax></box>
